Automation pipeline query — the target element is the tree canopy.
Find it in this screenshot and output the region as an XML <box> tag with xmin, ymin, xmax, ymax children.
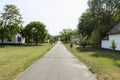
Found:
<box><xmin>0</xmin><ymin>4</ymin><xmax>23</xmax><ymax>45</ymax></box>
<box><xmin>60</xmin><ymin>29</ymin><xmax>73</xmax><ymax>43</ymax></box>
<box><xmin>78</xmin><ymin>0</ymin><xmax>120</xmax><ymax>38</ymax></box>
<box><xmin>24</xmin><ymin>21</ymin><xmax>48</xmax><ymax>45</ymax></box>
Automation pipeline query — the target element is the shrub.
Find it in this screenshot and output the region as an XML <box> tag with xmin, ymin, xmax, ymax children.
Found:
<box><xmin>110</xmin><ymin>40</ymin><xmax>116</xmax><ymax>50</ymax></box>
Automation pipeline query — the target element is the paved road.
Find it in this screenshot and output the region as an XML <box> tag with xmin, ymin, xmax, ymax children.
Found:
<box><xmin>17</xmin><ymin>41</ymin><xmax>97</xmax><ymax>80</ymax></box>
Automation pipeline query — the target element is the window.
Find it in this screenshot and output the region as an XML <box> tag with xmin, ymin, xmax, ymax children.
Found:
<box><xmin>17</xmin><ymin>37</ymin><xmax>21</xmax><ymax>42</ymax></box>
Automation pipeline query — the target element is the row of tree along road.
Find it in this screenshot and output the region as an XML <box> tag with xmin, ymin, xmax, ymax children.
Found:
<box><xmin>1</xmin><ymin>0</ymin><xmax>120</xmax><ymax>47</ymax></box>
<box><xmin>60</xmin><ymin>0</ymin><xmax>120</xmax><ymax>49</ymax></box>
<box><xmin>0</xmin><ymin>4</ymin><xmax>53</xmax><ymax>46</ymax></box>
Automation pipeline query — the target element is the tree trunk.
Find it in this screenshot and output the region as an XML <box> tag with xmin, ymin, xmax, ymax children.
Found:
<box><xmin>35</xmin><ymin>42</ymin><xmax>38</xmax><ymax>46</ymax></box>
<box><xmin>83</xmin><ymin>45</ymin><xmax>85</xmax><ymax>48</ymax></box>
<box><xmin>1</xmin><ymin>38</ymin><xmax>4</xmax><ymax>46</ymax></box>
<box><xmin>1</xmin><ymin>29</ymin><xmax>4</xmax><ymax>46</ymax></box>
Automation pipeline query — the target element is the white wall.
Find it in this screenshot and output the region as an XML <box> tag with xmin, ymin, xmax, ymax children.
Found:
<box><xmin>101</xmin><ymin>34</ymin><xmax>120</xmax><ymax>51</ymax></box>
<box><xmin>0</xmin><ymin>35</ymin><xmax>16</xmax><ymax>43</ymax></box>
<box><xmin>101</xmin><ymin>40</ymin><xmax>110</xmax><ymax>49</ymax></box>
<box><xmin>109</xmin><ymin>34</ymin><xmax>120</xmax><ymax>50</ymax></box>
<box><xmin>15</xmin><ymin>33</ymin><xmax>25</xmax><ymax>44</ymax></box>
<box><xmin>0</xmin><ymin>33</ymin><xmax>25</xmax><ymax>44</ymax></box>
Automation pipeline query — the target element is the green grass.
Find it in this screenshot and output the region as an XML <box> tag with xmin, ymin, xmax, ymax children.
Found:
<box><xmin>0</xmin><ymin>43</ymin><xmax>54</xmax><ymax>80</ymax></box>
<box><xmin>64</xmin><ymin>44</ymin><xmax>120</xmax><ymax>80</ymax></box>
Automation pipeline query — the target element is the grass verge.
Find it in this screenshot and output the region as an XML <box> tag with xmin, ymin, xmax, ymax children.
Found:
<box><xmin>0</xmin><ymin>43</ymin><xmax>54</xmax><ymax>80</ymax></box>
<box><xmin>64</xmin><ymin>44</ymin><xmax>120</xmax><ymax>80</ymax></box>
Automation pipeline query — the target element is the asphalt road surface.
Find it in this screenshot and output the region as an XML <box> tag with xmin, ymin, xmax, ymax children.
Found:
<box><xmin>17</xmin><ymin>41</ymin><xmax>97</xmax><ymax>80</ymax></box>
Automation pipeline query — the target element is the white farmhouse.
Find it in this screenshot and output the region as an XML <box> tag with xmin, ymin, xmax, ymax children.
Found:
<box><xmin>101</xmin><ymin>23</ymin><xmax>120</xmax><ymax>51</ymax></box>
<box><xmin>0</xmin><ymin>33</ymin><xmax>25</xmax><ymax>44</ymax></box>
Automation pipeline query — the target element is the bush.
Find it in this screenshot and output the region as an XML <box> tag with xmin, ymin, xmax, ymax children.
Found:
<box><xmin>110</xmin><ymin>40</ymin><xmax>116</xmax><ymax>50</ymax></box>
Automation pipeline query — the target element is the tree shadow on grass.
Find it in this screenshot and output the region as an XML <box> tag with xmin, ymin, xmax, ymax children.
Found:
<box><xmin>91</xmin><ymin>49</ymin><xmax>120</xmax><ymax>67</ymax></box>
<box><xmin>75</xmin><ymin>45</ymin><xmax>120</xmax><ymax>67</ymax></box>
<box><xmin>0</xmin><ymin>43</ymin><xmax>44</xmax><ymax>48</ymax></box>
<box><xmin>114</xmin><ymin>61</ymin><xmax>120</xmax><ymax>67</ymax></box>
<box><xmin>91</xmin><ymin>49</ymin><xmax>120</xmax><ymax>59</ymax></box>
<box><xmin>76</xmin><ymin>45</ymin><xmax>96</xmax><ymax>52</ymax></box>
<box><xmin>24</xmin><ymin>43</ymin><xmax>44</xmax><ymax>46</ymax></box>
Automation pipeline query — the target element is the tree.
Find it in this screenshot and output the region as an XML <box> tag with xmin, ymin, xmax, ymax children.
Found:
<box><xmin>88</xmin><ymin>0</ymin><xmax>120</xmax><ymax>35</ymax></box>
<box><xmin>78</xmin><ymin>9</ymin><xmax>95</xmax><ymax>37</ymax></box>
<box><xmin>90</xmin><ymin>30</ymin><xmax>100</xmax><ymax>48</ymax></box>
<box><xmin>78</xmin><ymin>0</ymin><xmax>120</xmax><ymax>40</ymax></box>
<box><xmin>49</xmin><ymin>37</ymin><xmax>56</xmax><ymax>45</ymax></box>
<box><xmin>113</xmin><ymin>9</ymin><xmax>120</xmax><ymax>23</ymax></box>
<box><xmin>79</xmin><ymin>34</ymin><xmax>88</xmax><ymax>48</ymax></box>
<box><xmin>24</xmin><ymin>21</ymin><xmax>48</xmax><ymax>45</ymax></box>
<box><xmin>0</xmin><ymin>4</ymin><xmax>23</xmax><ymax>45</ymax></box>
<box><xmin>60</xmin><ymin>29</ymin><xmax>73</xmax><ymax>43</ymax></box>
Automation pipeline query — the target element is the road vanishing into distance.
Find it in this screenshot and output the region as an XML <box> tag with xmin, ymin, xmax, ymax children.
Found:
<box><xmin>17</xmin><ymin>41</ymin><xmax>97</xmax><ymax>80</ymax></box>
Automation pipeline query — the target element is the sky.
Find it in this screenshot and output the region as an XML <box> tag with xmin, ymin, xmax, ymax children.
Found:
<box><xmin>0</xmin><ymin>0</ymin><xmax>88</xmax><ymax>35</ymax></box>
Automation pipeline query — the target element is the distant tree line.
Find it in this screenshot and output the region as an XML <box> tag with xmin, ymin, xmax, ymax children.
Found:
<box><xmin>60</xmin><ymin>29</ymin><xmax>74</xmax><ymax>43</ymax></box>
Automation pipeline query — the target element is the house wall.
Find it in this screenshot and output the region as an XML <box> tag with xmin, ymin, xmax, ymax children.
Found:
<box><xmin>0</xmin><ymin>35</ymin><xmax>16</xmax><ymax>44</ymax></box>
<box><xmin>0</xmin><ymin>33</ymin><xmax>25</xmax><ymax>44</ymax></box>
<box><xmin>15</xmin><ymin>33</ymin><xmax>25</xmax><ymax>44</ymax></box>
<box><xmin>101</xmin><ymin>40</ymin><xmax>110</xmax><ymax>49</ymax></box>
<box><xmin>101</xmin><ymin>34</ymin><xmax>120</xmax><ymax>51</ymax></box>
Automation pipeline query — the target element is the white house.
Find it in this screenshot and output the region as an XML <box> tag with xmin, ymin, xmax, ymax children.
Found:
<box><xmin>101</xmin><ymin>22</ymin><xmax>120</xmax><ymax>51</ymax></box>
<box><xmin>0</xmin><ymin>33</ymin><xmax>25</xmax><ymax>44</ymax></box>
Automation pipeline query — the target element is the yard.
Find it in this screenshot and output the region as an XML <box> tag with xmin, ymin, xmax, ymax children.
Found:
<box><xmin>0</xmin><ymin>43</ymin><xmax>54</xmax><ymax>80</ymax></box>
<box><xmin>65</xmin><ymin>44</ymin><xmax>120</xmax><ymax>80</ymax></box>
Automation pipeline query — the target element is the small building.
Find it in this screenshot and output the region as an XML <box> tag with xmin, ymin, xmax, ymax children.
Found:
<box><xmin>101</xmin><ymin>23</ymin><xmax>120</xmax><ymax>51</ymax></box>
<box><xmin>0</xmin><ymin>33</ymin><xmax>25</xmax><ymax>44</ymax></box>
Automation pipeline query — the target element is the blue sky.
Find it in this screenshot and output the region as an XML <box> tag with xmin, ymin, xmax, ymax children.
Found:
<box><xmin>0</xmin><ymin>0</ymin><xmax>88</xmax><ymax>35</ymax></box>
